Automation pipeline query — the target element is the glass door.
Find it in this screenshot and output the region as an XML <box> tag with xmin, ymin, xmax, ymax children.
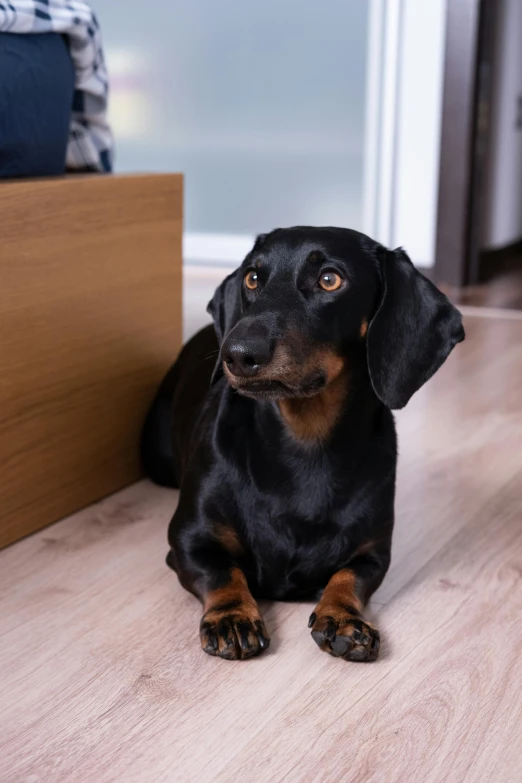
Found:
<box><xmin>95</xmin><ymin>0</ymin><xmax>370</xmax><ymax>262</ymax></box>
<box><xmin>94</xmin><ymin>0</ymin><xmax>448</xmax><ymax>270</ymax></box>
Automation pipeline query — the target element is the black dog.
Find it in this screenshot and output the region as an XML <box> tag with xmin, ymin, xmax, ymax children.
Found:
<box><xmin>142</xmin><ymin>227</ymin><xmax>464</xmax><ymax>662</ymax></box>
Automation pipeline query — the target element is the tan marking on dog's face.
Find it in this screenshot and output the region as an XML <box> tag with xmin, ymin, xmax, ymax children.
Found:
<box><xmin>265</xmin><ymin>343</ymin><xmax>344</xmax><ymax>386</ymax></box>
<box><xmin>278</xmin><ymin>364</ymin><xmax>348</xmax><ymax>443</ymax></box>
<box><xmin>223</xmin><ymin>329</ymin><xmax>345</xmax><ymax>393</ymax></box>
<box><xmin>360</xmin><ymin>319</ymin><xmax>368</xmax><ymax>338</ymax></box>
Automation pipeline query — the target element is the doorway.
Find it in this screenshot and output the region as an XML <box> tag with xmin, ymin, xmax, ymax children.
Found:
<box><xmin>435</xmin><ymin>0</ymin><xmax>522</xmax><ymax>307</ymax></box>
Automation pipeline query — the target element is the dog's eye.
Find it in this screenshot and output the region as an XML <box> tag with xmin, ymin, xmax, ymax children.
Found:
<box><xmin>319</xmin><ymin>271</ymin><xmax>343</xmax><ymax>292</ymax></box>
<box><xmin>244</xmin><ymin>271</ymin><xmax>258</xmax><ymax>291</ymax></box>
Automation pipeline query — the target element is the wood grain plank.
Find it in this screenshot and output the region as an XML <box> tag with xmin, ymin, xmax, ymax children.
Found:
<box><xmin>1</xmin><ymin>313</ymin><xmax>521</xmax><ymax>782</ymax></box>
<box><xmin>221</xmin><ymin>472</ymin><xmax>522</xmax><ymax>783</ymax></box>
<box><xmin>0</xmin><ymin>175</ymin><xmax>183</xmax><ymax>548</ymax></box>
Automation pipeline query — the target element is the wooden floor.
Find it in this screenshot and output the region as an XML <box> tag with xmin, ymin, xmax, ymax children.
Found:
<box><xmin>2</xmin><ymin>310</ymin><xmax>522</xmax><ymax>783</ymax></box>
<box><xmin>454</xmin><ymin>256</ymin><xmax>522</xmax><ymax>310</ymax></box>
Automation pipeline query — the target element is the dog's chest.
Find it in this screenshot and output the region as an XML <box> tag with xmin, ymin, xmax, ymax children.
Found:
<box><xmin>236</xmin><ymin>478</ymin><xmax>358</xmax><ymax>600</ymax></box>
<box><xmin>243</xmin><ymin>510</ymin><xmax>347</xmax><ymax>599</ymax></box>
<box><xmin>221</xmin><ymin>422</ymin><xmax>392</xmax><ymax>599</ymax></box>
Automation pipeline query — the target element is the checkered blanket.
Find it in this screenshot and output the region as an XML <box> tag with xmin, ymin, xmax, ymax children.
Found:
<box><xmin>0</xmin><ymin>0</ymin><xmax>113</xmax><ymax>172</ymax></box>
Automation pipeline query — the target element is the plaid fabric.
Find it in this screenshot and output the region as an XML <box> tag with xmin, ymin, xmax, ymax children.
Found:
<box><xmin>0</xmin><ymin>0</ymin><xmax>113</xmax><ymax>172</ymax></box>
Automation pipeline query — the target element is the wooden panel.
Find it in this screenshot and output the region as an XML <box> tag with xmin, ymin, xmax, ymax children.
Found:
<box><xmin>0</xmin><ymin>174</ymin><xmax>182</xmax><ymax>548</ymax></box>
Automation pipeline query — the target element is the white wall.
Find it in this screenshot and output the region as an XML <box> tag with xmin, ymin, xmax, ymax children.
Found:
<box><xmin>483</xmin><ymin>0</ymin><xmax>522</xmax><ymax>250</ymax></box>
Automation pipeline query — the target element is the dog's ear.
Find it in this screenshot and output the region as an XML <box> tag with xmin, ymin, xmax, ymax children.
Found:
<box><xmin>207</xmin><ymin>267</ymin><xmax>242</xmax><ymax>384</ymax></box>
<box><xmin>367</xmin><ymin>247</ymin><xmax>464</xmax><ymax>410</ymax></box>
<box><xmin>207</xmin><ymin>267</ymin><xmax>242</xmax><ymax>343</ymax></box>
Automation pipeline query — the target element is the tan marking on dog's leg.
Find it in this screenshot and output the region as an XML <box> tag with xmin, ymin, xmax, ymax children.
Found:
<box><xmin>200</xmin><ymin>568</ymin><xmax>270</xmax><ymax>660</ymax></box>
<box><xmin>214</xmin><ymin>524</ymin><xmax>244</xmax><ymax>557</ymax></box>
<box><xmin>308</xmin><ymin>568</ymin><xmax>380</xmax><ymax>661</ymax></box>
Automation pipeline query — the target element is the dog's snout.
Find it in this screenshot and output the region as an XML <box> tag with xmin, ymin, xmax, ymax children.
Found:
<box><xmin>224</xmin><ymin>338</ymin><xmax>272</xmax><ymax>378</ymax></box>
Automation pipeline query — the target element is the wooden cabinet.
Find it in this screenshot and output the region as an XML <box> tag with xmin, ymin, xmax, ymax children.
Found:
<box><xmin>0</xmin><ymin>174</ymin><xmax>183</xmax><ymax>548</ymax></box>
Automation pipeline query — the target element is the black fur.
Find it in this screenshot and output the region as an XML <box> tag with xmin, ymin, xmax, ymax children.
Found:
<box><xmin>142</xmin><ymin>226</ymin><xmax>464</xmax><ymax>660</ymax></box>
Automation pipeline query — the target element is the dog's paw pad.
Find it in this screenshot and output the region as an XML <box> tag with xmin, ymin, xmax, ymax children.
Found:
<box><xmin>200</xmin><ymin>610</ymin><xmax>270</xmax><ymax>660</ymax></box>
<box><xmin>309</xmin><ymin>612</ymin><xmax>379</xmax><ymax>662</ymax></box>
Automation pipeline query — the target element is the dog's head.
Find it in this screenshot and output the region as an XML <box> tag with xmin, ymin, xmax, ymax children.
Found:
<box><xmin>207</xmin><ymin>227</ymin><xmax>464</xmax><ymax>410</ymax></box>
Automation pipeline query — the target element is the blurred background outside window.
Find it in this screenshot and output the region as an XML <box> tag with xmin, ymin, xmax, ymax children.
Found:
<box><xmin>94</xmin><ymin>0</ymin><xmax>447</xmax><ymax>270</ymax></box>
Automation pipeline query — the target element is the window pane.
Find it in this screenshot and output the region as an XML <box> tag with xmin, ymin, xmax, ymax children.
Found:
<box><xmin>96</xmin><ymin>0</ymin><xmax>369</xmax><ymax>234</ymax></box>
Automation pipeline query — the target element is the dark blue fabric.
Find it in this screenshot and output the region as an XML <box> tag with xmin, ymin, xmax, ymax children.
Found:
<box><xmin>99</xmin><ymin>148</ymin><xmax>110</xmax><ymax>172</ymax></box>
<box><xmin>0</xmin><ymin>33</ymin><xmax>74</xmax><ymax>177</ymax></box>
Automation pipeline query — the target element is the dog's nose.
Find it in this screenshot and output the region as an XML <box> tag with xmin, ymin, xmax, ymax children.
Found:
<box><xmin>224</xmin><ymin>338</ymin><xmax>272</xmax><ymax>378</ymax></box>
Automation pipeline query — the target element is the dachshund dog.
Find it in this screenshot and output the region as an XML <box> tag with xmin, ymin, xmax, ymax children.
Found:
<box><xmin>142</xmin><ymin>227</ymin><xmax>464</xmax><ymax>662</ymax></box>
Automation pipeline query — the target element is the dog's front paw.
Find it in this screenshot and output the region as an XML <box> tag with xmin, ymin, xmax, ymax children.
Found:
<box><xmin>200</xmin><ymin>606</ymin><xmax>270</xmax><ymax>660</ymax></box>
<box><xmin>308</xmin><ymin>610</ymin><xmax>380</xmax><ymax>662</ymax></box>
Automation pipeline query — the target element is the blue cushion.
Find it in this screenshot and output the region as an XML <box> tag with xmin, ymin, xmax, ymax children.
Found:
<box><xmin>0</xmin><ymin>33</ymin><xmax>74</xmax><ymax>177</ymax></box>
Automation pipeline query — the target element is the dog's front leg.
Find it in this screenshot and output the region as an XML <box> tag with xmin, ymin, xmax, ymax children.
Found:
<box><xmin>200</xmin><ymin>565</ymin><xmax>270</xmax><ymax>660</ymax></box>
<box><xmin>168</xmin><ymin>540</ymin><xmax>270</xmax><ymax>660</ymax></box>
<box><xmin>308</xmin><ymin>546</ymin><xmax>390</xmax><ymax>662</ymax></box>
